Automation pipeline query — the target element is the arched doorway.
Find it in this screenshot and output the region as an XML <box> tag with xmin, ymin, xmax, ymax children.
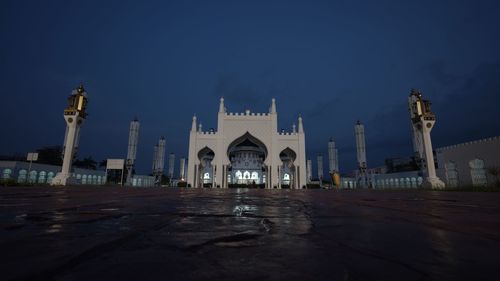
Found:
<box><xmin>227</xmin><ymin>132</ymin><xmax>267</xmax><ymax>188</ymax></box>
<box><xmin>279</xmin><ymin>148</ymin><xmax>297</xmax><ymax>189</ymax></box>
<box><xmin>198</xmin><ymin>147</ymin><xmax>215</xmax><ymax>188</ymax></box>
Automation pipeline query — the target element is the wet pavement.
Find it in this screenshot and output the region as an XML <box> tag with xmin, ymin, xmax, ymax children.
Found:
<box><xmin>1</xmin><ymin>187</ymin><xmax>499</xmax><ymax>281</ymax></box>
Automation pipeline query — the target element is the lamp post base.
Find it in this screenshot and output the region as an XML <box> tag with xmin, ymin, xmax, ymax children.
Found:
<box><xmin>422</xmin><ymin>177</ymin><xmax>446</xmax><ymax>189</ymax></box>
<box><xmin>50</xmin><ymin>173</ymin><xmax>79</xmax><ymax>186</ymax></box>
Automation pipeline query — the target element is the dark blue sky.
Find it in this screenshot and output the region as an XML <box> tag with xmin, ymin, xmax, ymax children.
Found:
<box><xmin>1</xmin><ymin>0</ymin><xmax>500</xmax><ymax>175</ymax></box>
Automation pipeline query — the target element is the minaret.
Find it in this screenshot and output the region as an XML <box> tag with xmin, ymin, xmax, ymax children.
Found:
<box><xmin>306</xmin><ymin>159</ymin><xmax>312</xmax><ymax>183</ymax></box>
<box><xmin>51</xmin><ymin>85</ymin><xmax>88</xmax><ymax>186</ymax></box>
<box><xmin>152</xmin><ymin>137</ymin><xmax>166</xmax><ymax>185</ymax></box>
<box><xmin>328</xmin><ymin>138</ymin><xmax>338</xmax><ymax>173</ymax></box>
<box><xmin>355</xmin><ymin>120</ymin><xmax>368</xmax><ymax>188</ymax></box>
<box><xmin>317</xmin><ymin>155</ymin><xmax>323</xmax><ymax>186</ymax></box>
<box><xmin>125</xmin><ymin>117</ymin><xmax>140</xmax><ymax>186</ymax></box>
<box><xmin>408</xmin><ymin>89</ymin><xmax>445</xmax><ymax>189</ymax></box>
<box><xmin>168</xmin><ymin>153</ymin><xmax>175</xmax><ymax>182</ymax></box>
<box><xmin>179</xmin><ymin>158</ymin><xmax>186</xmax><ymax>181</ymax></box>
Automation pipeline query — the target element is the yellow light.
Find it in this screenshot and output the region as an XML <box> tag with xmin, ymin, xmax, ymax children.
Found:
<box><xmin>77</xmin><ymin>96</ymin><xmax>84</xmax><ymax>111</ymax></box>
<box><xmin>416</xmin><ymin>101</ymin><xmax>422</xmax><ymax>116</ymax></box>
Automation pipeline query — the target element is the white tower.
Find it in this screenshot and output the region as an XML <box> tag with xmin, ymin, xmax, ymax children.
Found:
<box><xmin>125</xmin><ymin>117</ymin><xmax>140</xmax><ymax>186</ymax></box>
<box><xmin>317</xmin><ymin>155</ymin><xmax>323</xmax><ymax>184</ymax></box>
<box><xmin>408</xmin><ymin>89</ymin><xmax>445</xmax><ymax>189</ymax></box>
<box><xmin>51</xmin><ymin>85</ymin><xmax>88</xmax><ymax>186</ymax></box>
<box><xmin>152</xmin><ymin>137</ymin><xmax>166</xmax><ymax>185</ymax></box>
<box><xmin>179</xmin><ymin>158</ymin><xmax>186</xmax><ymax>181</ymax></box>
<box><xmin>306</xmin><ymin>159</ymin><xmax>312</xmax><ymax>183</ymax></box>
<box><xmin>328</xmin><ymin>138</ymin><xmax>338</xmax><ymax>173</ymax></box>
<box><xmin>168</xmin><ymin>153</ymin><xmax>175</xmax><ymax>181</ymax></box>
<box><xmin>355</xmin><ymin>120</ymin><xmax>368</xmax><ymax>188</ymax></box>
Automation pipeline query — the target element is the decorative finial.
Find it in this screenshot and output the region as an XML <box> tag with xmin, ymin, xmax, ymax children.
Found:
<box><xmin>270</xmin><ymin>98</ymin><xmax>276</xmax><ymax>114</ymax></box>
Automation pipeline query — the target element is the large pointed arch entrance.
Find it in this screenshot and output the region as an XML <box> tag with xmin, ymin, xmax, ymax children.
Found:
<box><xmin>227</xmin><ymin>132</ymin><xmax>268</xmax><ymax>188</ymax></box>
<box><xmin>197</xmin><ymin>146</ymin><xmax>215</xmax><ymax>188</ymax></box>
<box><xmin>279</xmin><ymin>148</ymin><xmax>297</xmax><ymax>189</ymax></box>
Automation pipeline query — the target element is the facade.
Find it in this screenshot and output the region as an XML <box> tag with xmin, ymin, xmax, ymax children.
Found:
<box><xmin>1</xmin><ymin>161</ymin><xmax>105</xmax><ymax>185</ymax></box>
<box><xmin>436</xmin><ymin>136</ymin><xmax>500</xmax><ymax>187</ymax></box>
<box><xmin>0</xmin><ymin>161</ymin><xmax>155</xmax><ymax>187</ymax></box>
<box><xmin>187</xmin><ymin>98</ymin><xmax>307</xmax><ymax>189</ymax></box>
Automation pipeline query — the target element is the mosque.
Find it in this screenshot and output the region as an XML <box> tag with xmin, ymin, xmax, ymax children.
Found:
<box><xmin>186</xmin><ymin>98</ymin><xmax>307</xmax><ymax>189</ymax></box>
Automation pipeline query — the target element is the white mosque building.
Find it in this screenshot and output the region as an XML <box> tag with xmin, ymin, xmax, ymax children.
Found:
<box><xmin>187</xmin><ymin>98</ymin><xmax>307</xmax><ymax>189</ymax></box>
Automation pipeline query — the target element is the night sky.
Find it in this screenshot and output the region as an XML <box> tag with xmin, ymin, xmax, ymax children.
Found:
<box><xmin>1</xmin><ymin>0</ymin><xmax>500</xmax><ymax>176</ymax></box>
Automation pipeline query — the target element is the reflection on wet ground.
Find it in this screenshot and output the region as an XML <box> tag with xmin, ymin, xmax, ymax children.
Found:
<box><xmin>1</xmin><ymin>187</ymin><xmax>499</xmax><ymax>281</ymax></box>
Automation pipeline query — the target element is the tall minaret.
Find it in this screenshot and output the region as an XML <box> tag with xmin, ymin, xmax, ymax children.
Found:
<box><xmin>317</xmin><ymin>155</ymin><xmax>323</xmax><ymax>186</ymax></box>
<box><xmin>355</xmin><ymin>120</ymin><xmax>368</xmax><ymax>188</ymax></box>
<box><xmin>328</xmin><ymin>138</ymin><xmax>338</xmax><ymax>173</ymax></box>
<box><xmin>125</xmin><ymin>118</ymin><xmax>140</xmax><ymax>186</ymax></box>
<box><xmin>408</xmin><ymin>89</ymin><xmax>445</xmax><ymax>189</ymax></box>
<box><xmin>179</xmin><ymin>158</ymin><xmax>186</xmax><ymax>181</ymax></box>
<box><xmin>306</xmin><ymin>159</ymin><xmax>312</xmax><ymax>183</ymax></box>
<box><xmin>51</xmin><ymin>85</ymin><xmax>88</xmax><ymax>186</ymax></box>
<box><xmin>152</xmin><ymin>137</ymin><xmax>166</xmax><ymax>185</ymax></box>
<box><xmin>168</xmin><ymin>153</ymin><xmax>175</xmax><ymax>181</ymax></box>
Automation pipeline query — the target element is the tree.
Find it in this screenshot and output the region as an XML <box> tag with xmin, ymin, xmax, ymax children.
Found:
<box><xmin>36</xmin><ymin>145</ymin><xmax>63</xmax><ymax>165</ymax></box>
<box><xmin>73</xmin><ymin>156</ymin><xmax>97</xmax><ymax>170</ymax></box>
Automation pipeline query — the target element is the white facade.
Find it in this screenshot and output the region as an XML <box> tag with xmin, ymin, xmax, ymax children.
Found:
<box><xmin>187</xmin><ymin>98</ymin><xmax>307</xmax><ymax>189</ymax></box>
<box><xmin>436</xmin><ymin>136</ymin><xmax>500</xmax><ymax>187</ymax></box>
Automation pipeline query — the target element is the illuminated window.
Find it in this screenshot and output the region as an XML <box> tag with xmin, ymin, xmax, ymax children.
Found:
<box><xmin>203</xmin><ymin>172</ymin><xmax>210</xmax><ymax>179</ymax></box>
<box><xmin>38</xmin><ymin>171</ymin><xmax>46</xmax><ymax>183</ymax></box>
<box><xmin>445</xmin><ymin>162</ymin><xmax>459</xmax><ymax>187</ymax></box>
<box><xmin>469</xmin><ymin>159</ymin><xmax>487</xmax><ymax>187</ymax></box>
<box><xmin>18</xmin><ymin>170</ymin><xmax>27</xmax><ymax>183</ymax></box>
<box><xmin>2</xmin><ymin>169</ymin><xmax>12</xmax><ymax>179</ymax></box>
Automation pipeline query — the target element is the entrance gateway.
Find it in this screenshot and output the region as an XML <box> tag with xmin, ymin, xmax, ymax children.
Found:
<box><xmin>187</xmin><ymin>98</ymin><xmax>307</xmax><ymax>189</ymax></box>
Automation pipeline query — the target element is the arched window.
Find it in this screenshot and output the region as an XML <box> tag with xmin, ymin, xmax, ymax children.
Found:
<box><xmin>38</xmin><ymin>171</ymin><xmax>47</xmax><ymax>183</ymax></box>
<box><xmin>138</xmin><ymin>178</ymin><xmax>143</xmax><ymax>186</ymax></box>
<box><xmin>417</xmin><ymin>177</ymin><xmax>423</xmax><ymax>186</ymax></box>
<box><xmin>29</xmin><ymin>171</ymin><xmax>37</xmax><ymax>183</ymax></box>
<box><xmin>283</xmin><ymin>173</ymin><xmax>290</xmax><ymax>180</ymax></box>
<box><xmin>18</xmin><ymin>170</ymin><xmax>27</xmax><ymax>183</ymax></box>
<box><xmin>2</xmin><ymin>168</ymin><xmax>12</xmax><ymax>179</ymax></box>
<box><xmin>445</xmin><ymin>162</ymin><xmax>459</xmax><ymax>187</ymax></box>
<box><xmin>82</xmin><ymin>175</ymin><xmax>87</xmax><ymax>184</ymax></box>
<box><xmin>469</xmin><ymin>159</ymin><xmax>487</xmax><ymax>187</ymax></box>
<box><xmin>243</xmin><ymin>171</ymin><xmax>250</xmax><ymax>179</ymax></box>
<box><xmin>92</xmin><ymin>175</ymin><xmax>97</xmax><ymax>185</ymax></box>
<box><xmin>235</xmin><ymin>170</ymin><xmax>242</xmax><ymax>179</ymax></box>
<box><xmin>47</xmin><ymin>172</ymin><xmax>54</xmax><ymax>183</ymax></box>
<box><xmin>251</xmin><ymin>172</ymin><xmax>259</xmax><ymax>179</ymax></box>
<box><xmin>411</xmin><ymin>177</ymin><xmax>417</xmax><ymax>188</ymax></box>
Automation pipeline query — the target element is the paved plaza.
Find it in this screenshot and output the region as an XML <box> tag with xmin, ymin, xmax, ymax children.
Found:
<box><xmin>1</xmin><ymin>186</ymin><xmax>499</xmax><ymax>280</ymax></box>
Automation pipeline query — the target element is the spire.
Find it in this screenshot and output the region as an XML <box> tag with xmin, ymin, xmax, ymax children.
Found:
<box><xmin>219</xmin><ymin>97</ymin><xmax>225</xmax><ymax>113</ymax></box>
<box><xmin>270</xmin><ymin>98</ymin><xmax>276</xmax><ymax>114</ymax></box>
<box><xmin>298</xmin><ymin>115</ymin><xmax>304</xmax><ymax>133</ymax></box>
<box><xmin>292</xmin><ymin>123</ymin><xmax>296</xmax><ymax>133</ymax></box>
<box><xmin>191</xmin><ymin>115</ymin><xmax>197</xmax><ymax>132</ymax></box>
<box><xmin>198</xmin><ymin>123</ymin><xmax>202</xmax><ymax>132</ymax></box>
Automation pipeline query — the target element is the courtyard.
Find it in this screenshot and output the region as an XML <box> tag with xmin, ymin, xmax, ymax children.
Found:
<box><xmin>1</xmin><ymin>186</ymin><xmax>499</xmax><ymax>280</ymax></box>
